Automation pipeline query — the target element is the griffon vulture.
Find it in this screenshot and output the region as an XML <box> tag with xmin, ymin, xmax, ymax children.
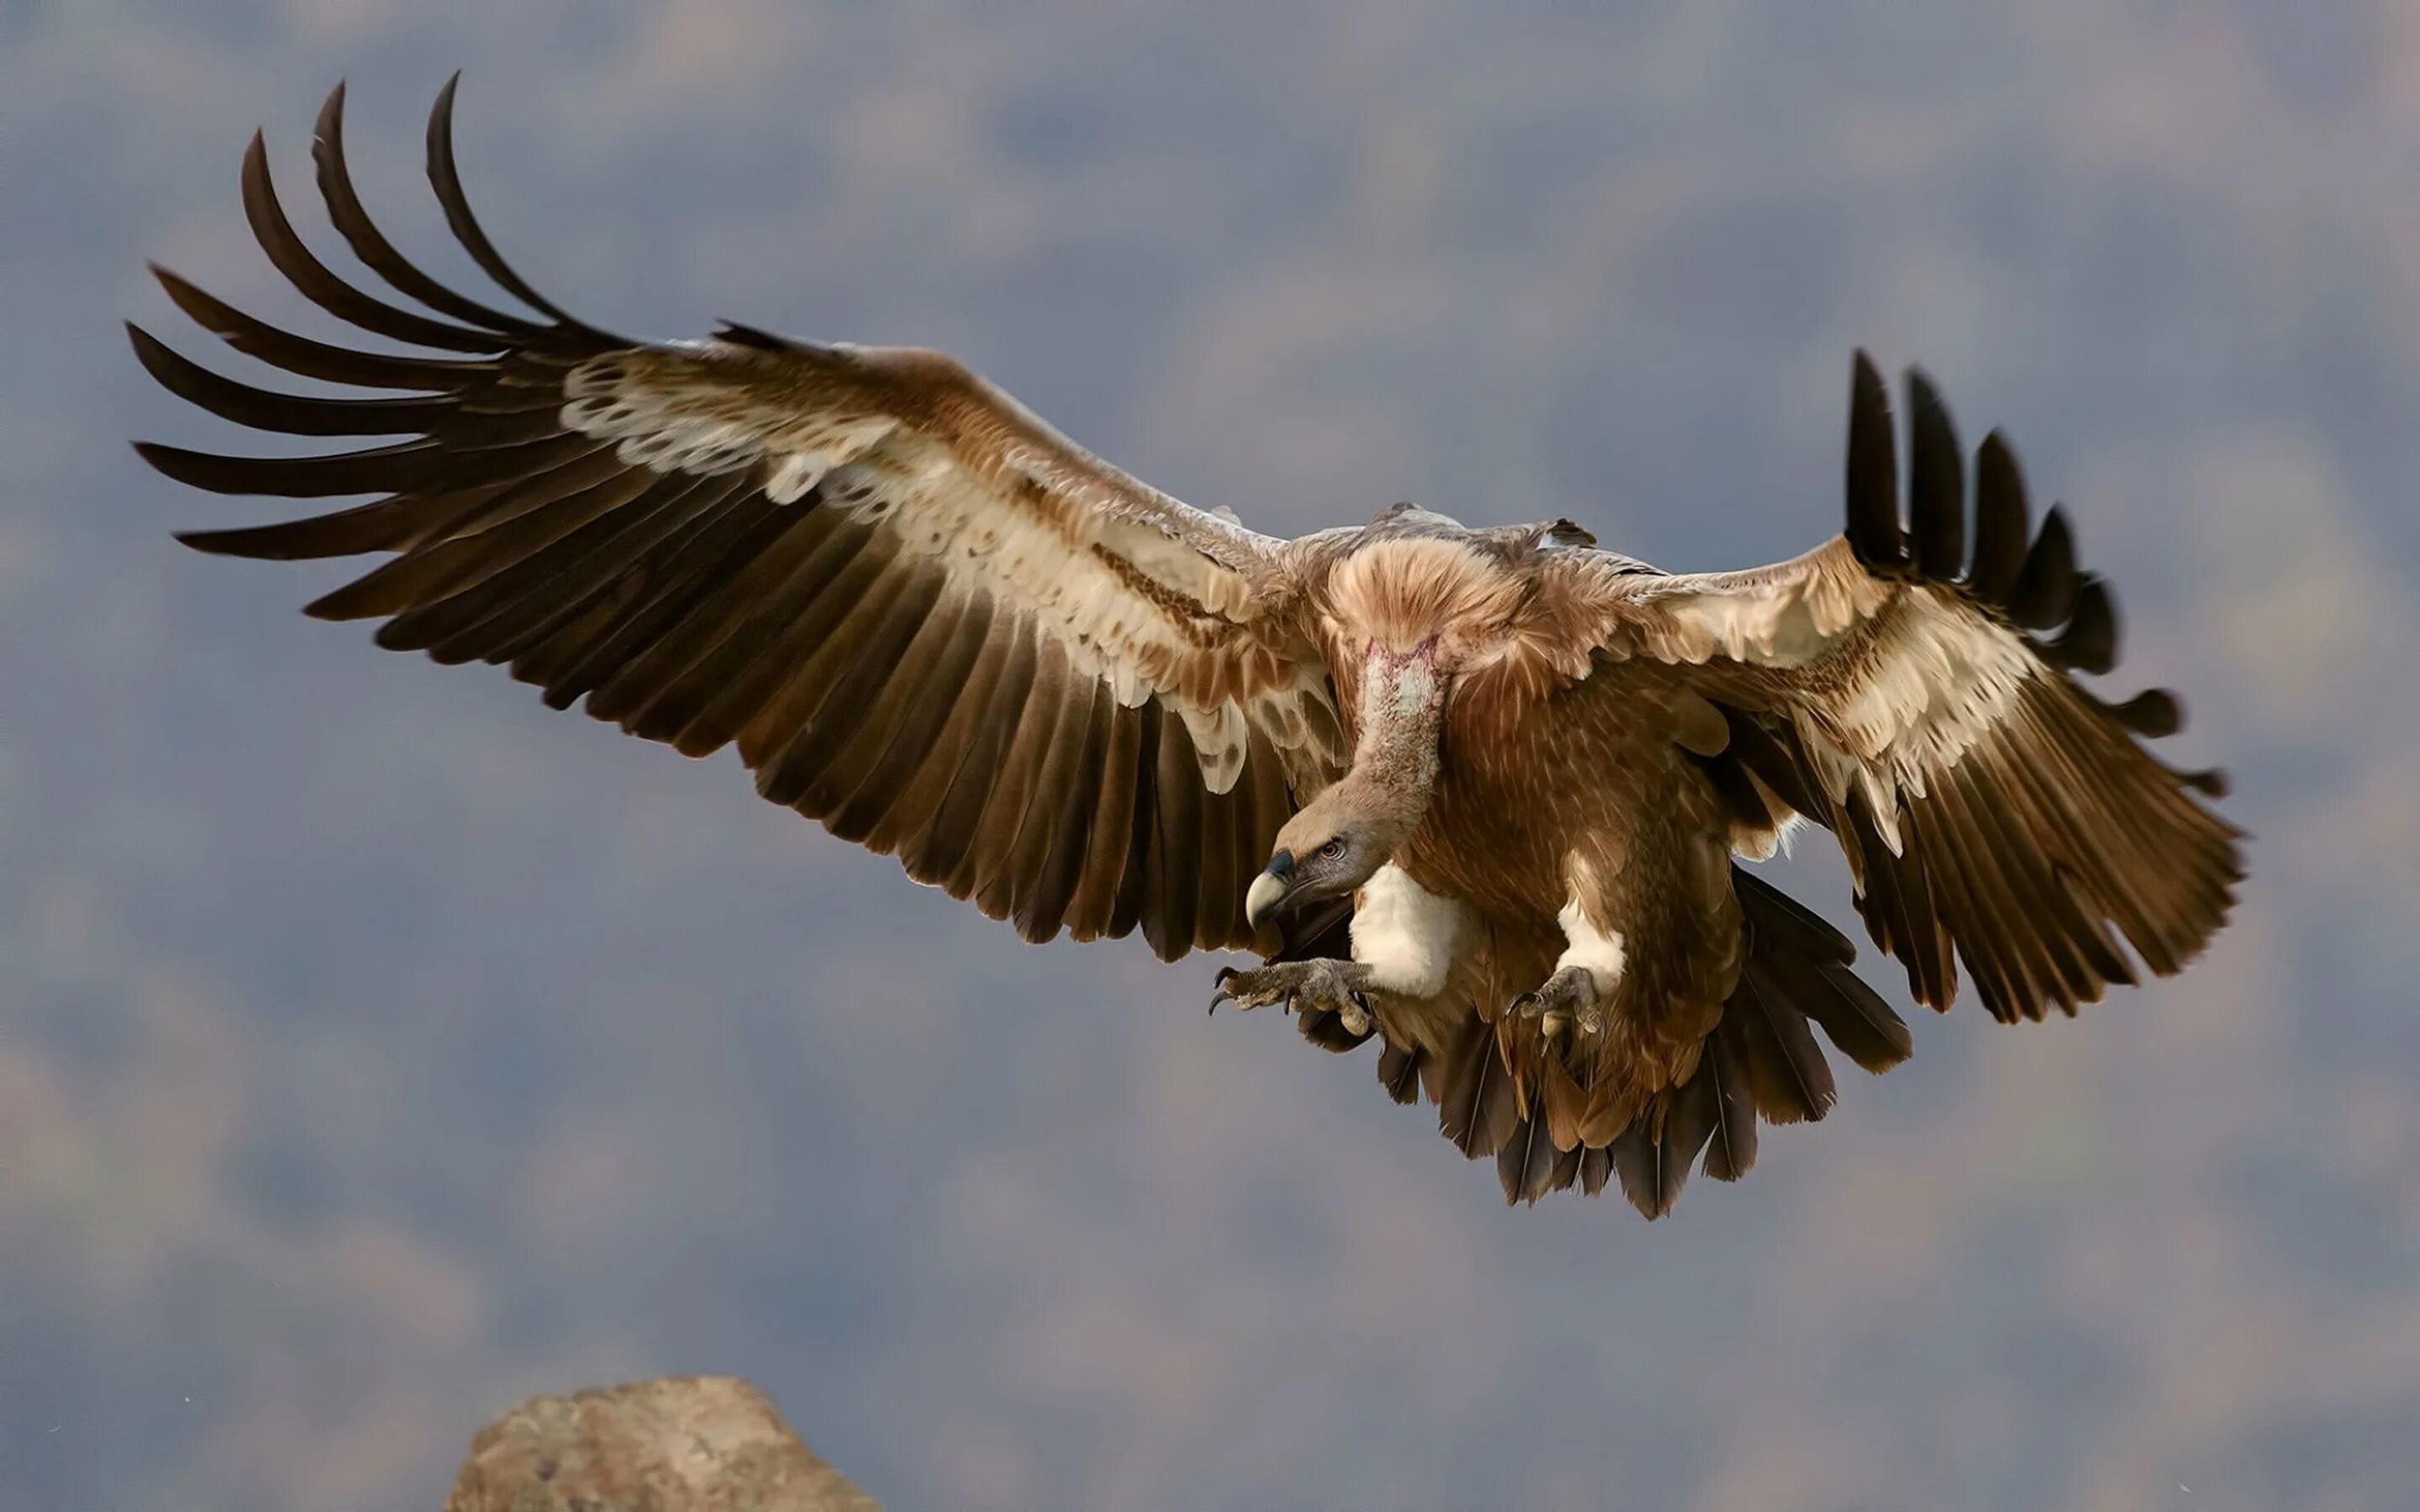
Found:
<box><xmin>131</xmin><ymin>81</ymin><xmax>2242</xmax><ymax>1216</ymax></box>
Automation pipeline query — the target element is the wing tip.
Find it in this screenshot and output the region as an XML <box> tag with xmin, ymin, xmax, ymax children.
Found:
<box><xmin>131</xmin><ymin>438</ymin><xmax>190</xmax><ymax>479</ymax></box>
<box><xmin>124</xmin><ymin>318</ymin><xmax>169</xmax><ymax>368</ymax></box>
<box><xmin>169</xmin><ymin>526</ymin><xmax>239</xmax><ymax>555</ymax></box>
<box><xmin>1844</xmin><ymin>346</ymin><xmax>1907</xmax><ymax>569</ymax></box>
<box><xmin>1902</xmin><ymin>363</ymin><xmax>1946</xmax><ymax>416</ymax></box>
<box><xmin>317</xmin><ymin>77</ymin><xmax>350</xmax><ymax>134</ymax></box>
<box><xmin>170</xmin><ymin>522</ymin><xmax>283</xmax><ymax>559</ymax></box>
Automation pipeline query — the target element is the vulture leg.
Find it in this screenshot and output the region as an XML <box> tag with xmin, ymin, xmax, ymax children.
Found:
<box><xmin>1517</xmin><ymin>884</ymin><xmax>1631</xmax><ymax>1039</ymax></box>
<box><xmin>1512</xmin><ymin>964</ymin><xmax>1606</xmax><ymax>1039</ymax></box>
<box><xmin>1211</xmin><ymin>958</ymin><xmax>1378</xmax><ymax>1037</ymax></box>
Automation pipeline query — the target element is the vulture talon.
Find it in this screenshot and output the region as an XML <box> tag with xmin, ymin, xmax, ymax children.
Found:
<box><xmin>1518</xmin><ymin>965</ymin><xmax>1605</xmax><ymax>1042</ymax></box>
<box><xmin>1206</xmin><ymin>958</ymin><xmax>1376</xmax><ymax>1032</ymax></box>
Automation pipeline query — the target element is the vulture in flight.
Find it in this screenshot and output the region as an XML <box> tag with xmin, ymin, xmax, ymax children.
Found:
<box><xmin>133</xmin><ymin>81</ymin><xmax>2243</xmax><ymax>1216</ymax></box>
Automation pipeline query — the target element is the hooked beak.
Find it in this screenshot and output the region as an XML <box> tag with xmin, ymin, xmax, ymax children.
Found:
<box><xmin>1244</xmin><ymin>851</ymin><xmax>1302</xmax><ymax>931</ymax></box>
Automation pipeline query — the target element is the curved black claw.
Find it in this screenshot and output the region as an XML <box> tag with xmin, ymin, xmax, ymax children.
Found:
<box><xmin>1207</xmin><ymin>958</ymin><xmax>1378</xmax><ymax>1031</ymax></box>
<box><xmin>1514</xmin><ymin>968</ymin><xmax>1607</xmax><ymax>1040</ymax></box>
<box><xmin>1208</xmin><ymin>965</ymin><xmax>1241</xmax><ymax>1015</ymax></box>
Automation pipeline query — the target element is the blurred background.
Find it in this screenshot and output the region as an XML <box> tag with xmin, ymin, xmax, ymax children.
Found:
<box><xmin>4</xmin><ymin>2</ymin><xmax>2417</xmax><ymax>1508</ymax></box>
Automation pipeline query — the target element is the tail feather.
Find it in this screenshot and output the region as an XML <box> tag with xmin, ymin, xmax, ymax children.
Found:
<box><xmin>1439</xmin><ymin>1016</ymin><xmax>1522</xmax><ymax>1159</ymax></box>
<box><xmin>1535</xmin><ymin>865</ymin><xmax>1898</xmax><ymax>1218</ymax></box>
<box><xmin>1285</xmin><ymin>869</ymin><xmax>1912</xmax><ymax>1218</ymax></box>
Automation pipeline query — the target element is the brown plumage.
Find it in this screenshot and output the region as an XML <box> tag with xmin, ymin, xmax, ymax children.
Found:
<box><xmin>134</xmin><ymin>81</ymin><xmax>2244</xmax><ymax>1219</ymax></box>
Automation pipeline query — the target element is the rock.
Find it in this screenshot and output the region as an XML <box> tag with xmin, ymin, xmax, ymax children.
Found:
<box><xmin>445</xmin><ymin>1376</ymin><xmax>879</xmax><ymax>1512</ymax></box>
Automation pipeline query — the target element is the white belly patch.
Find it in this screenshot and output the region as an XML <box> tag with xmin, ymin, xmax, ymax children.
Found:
<box><xmin>1350</xmin><ymin>864</ymin><xmax>1473</xmax><ymax>998</ymax></box>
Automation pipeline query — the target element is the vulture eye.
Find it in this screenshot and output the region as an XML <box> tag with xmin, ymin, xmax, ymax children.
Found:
<box><xmin>1318</xmin><ymin>838</ymin><xmax>1346</xmax><ymax>861</ymax></box>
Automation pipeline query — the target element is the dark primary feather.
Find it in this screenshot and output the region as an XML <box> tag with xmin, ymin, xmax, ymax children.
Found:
<box><xmin>2090</xmin><ymin>685</ymin><xmax>2183</xmax><ymax>739</ymax></box>
<box><xmin>138</xmin><ymin>435</ymin><xmax>459</xmax><ymax>499</ymax></box>
<box><xmin>2049</xmin><ymin>576</ymin><xmax>2119</xmax><ymax>675</ymax></box>
<box><xmin>1905</xmin><ymin>369</ymin><xmax>1965</xmax><ymax>580</ymax></box>
<box><xmin>1967</xmin><ymin>431</ymin><xmax>2031</xmax><ymax>601</ymax></box>
<box><xmin>313</xmin><ymin>82</ymin><xmax>541</xmax><ymax>335</ymax></box>
<box><xmin>379</xmin><ymin>465</ymin><xmax>670</xmax><ymax>654</ymax></box>
<box><xmin>424</xmin><ymin>74</ymin><xmax>581</xmax><ymax>325</ymax></box>
<box><xmin>126</xmin><ymin>324</ymin><xmax>451</xmax><ymax>437</ymax></box>
<box><xmin>149</xmin><ymin>261</ymin><xmax>495</xmax><ymax>392</ymax></box>
<box><xmin>2005</xmin><ymin>505</ymin><xmax>2080</xmax><ymax>629</ymax></box>
<box><xmin>240</xmin><ymin>129</ymin><xmax>502</xmax><ymax>354</ymax></box>
<box><xmin>1844</xmin><ymin>350</ymin><xmax>1907</xmax><ymax>569</ymax></box>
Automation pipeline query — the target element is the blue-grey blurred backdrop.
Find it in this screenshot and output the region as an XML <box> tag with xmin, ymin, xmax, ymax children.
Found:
<box><xmin>5</xmin><ymin>3</ymin><xmax>2417</xmax><ymax>1509</ymax></box>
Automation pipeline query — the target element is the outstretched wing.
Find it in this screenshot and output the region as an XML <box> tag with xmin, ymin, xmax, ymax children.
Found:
<box><xmin>1563</xmin><ymin>353</ymin><xmax>2243</xmax><ymax>1023</ymax></box>
<box><xmin>133</xmin><ymin>79</ymin><xmax>1344</xmax><ymax>958</ymax></box>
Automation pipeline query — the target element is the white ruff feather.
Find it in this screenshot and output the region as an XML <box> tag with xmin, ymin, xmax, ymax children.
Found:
<box><xmin>1351</xmin><ymin>864</ymin><xmax>1472</xmax><ymax>997</ymax></box>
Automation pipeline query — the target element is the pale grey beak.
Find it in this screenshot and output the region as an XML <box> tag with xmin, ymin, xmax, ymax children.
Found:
<box><xmin>1244</xmin><ymin>851</ymin><xmax>1300</xmax><ymax>931</ymax></box>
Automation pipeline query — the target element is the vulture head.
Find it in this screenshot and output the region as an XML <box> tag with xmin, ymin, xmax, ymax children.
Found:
<box><xmin>1245</xmin><ymin>779</ymin><xmax>1420</xmax><ymax>929</ymax></box>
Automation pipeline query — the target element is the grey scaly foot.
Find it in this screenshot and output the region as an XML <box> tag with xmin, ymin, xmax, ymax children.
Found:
<box><xmin>1210</xmin><ymin>958</ymin><xmax>1379</xmax><ymax>1037</ymax></box>
<box><xmin>1512</xmin><ymin>964</ymin><xmax>1606</xmax><ymax>1040</ymax></box>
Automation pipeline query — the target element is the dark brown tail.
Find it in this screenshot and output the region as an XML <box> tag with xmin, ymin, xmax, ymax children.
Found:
<box><xmin>1255</xmin><ymin>866</ymin><xmax>1917</xmax><ymax>1219</ymax></box>
<box><xmin>1412</xmin><ymin>868</ymin><xmax>1914</xmax><ymax>1216</ymax></box>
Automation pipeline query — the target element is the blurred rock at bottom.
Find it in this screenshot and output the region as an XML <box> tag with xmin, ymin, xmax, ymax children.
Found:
<box><xmin>445</xmin><ymin>1375</ymin><xmax>880</xmax><ymax>1512</ymax></box>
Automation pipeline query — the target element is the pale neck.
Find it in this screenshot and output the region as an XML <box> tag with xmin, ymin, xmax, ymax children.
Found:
<box><xmin>1341</xmin><ymin>642</ymin><xmax>1446</xmax><ymax>843</ymax></box>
